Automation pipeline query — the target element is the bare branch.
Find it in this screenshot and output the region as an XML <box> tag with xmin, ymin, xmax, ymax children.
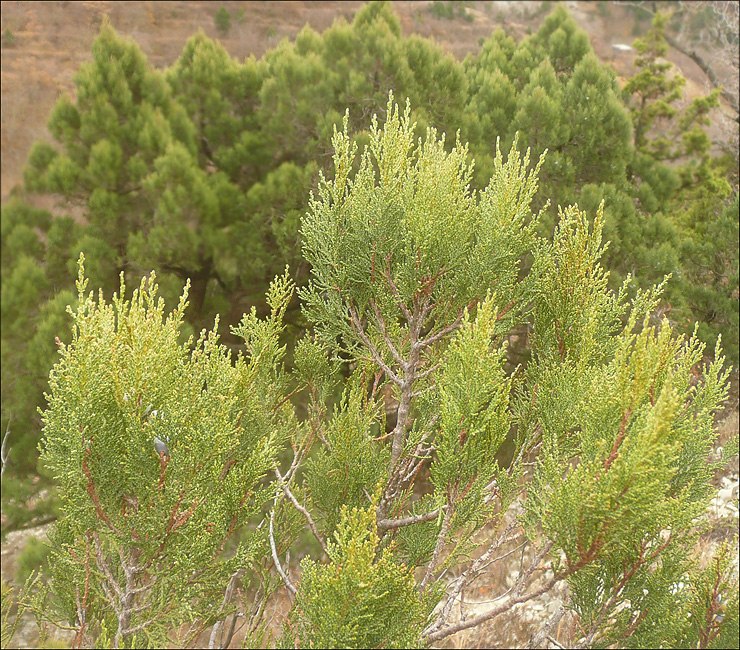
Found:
<box><xmin>420</xmin><ymin>506</ymin><xmax>454</xmax><ymax>590</ymax></box>
<box><xmin>275</xmin><ymin>468</ymin><xmax>327</xmax><ymax>552</ymax></box>
<box><xmin>1</xmin><ymin>421</ymin><xmax>11</xmax><ymax>480</ymax></box>
<box><xmin>423</xmin><ymin>567</ymin><xmax>568</xmax><ymax>645</ymax></box>
<box><xmin>369</xmin><ymin>298</ymin><xmax>406</xmax><ymax>367</ymax></box>
<box><xmin>379</xmin><ymin>258</ymin><xmax>413</xmax><ymax>322</ymax></box>
<box><xmin>208</xmin><ymin>570</ymin><xmax>241</xmax><ymax>650</ymax></box>
<box><xmin>425</xmin><ymin>521</ymin><xmax>523</xmax><ymax>635</ymax></box>
<box><xmin>414</xmin><ymin>363</ymin><xmax>440</xmax><ymax>380</ymax></box>
<box><xmin>526</xmin><ymin>599</ymin><xmax>569</xmax><ymax>649</ymax></box>
<box><xmin>269</xmin><ymin>507</ymin><xmax>297</xmax><ymax>597</ymax></box>
<box><xmin>378</xmin><ymin>507</ymin><xmax>446</xmax><ymax>532</ymax></box>
<box><xmin>348</xmin><ymin>303</ymin><xmax>402</xmax><ymax>386</ymax></box>
<box><xmin>417</xmin><ymin>314</ymin><xmax>464</xmax><ymax>349</ymax></box>
<box><xmin>92</xmin><ymin>535</ymin><xmax>124</xmax><ymax>603</ymax></box>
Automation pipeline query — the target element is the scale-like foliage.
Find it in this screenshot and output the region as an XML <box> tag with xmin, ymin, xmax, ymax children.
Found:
<box><xmin>35</xmin><ymin>256</ymin><xmax>294</xmax><ymax>647</ymax></box>
<box><xmin>2</xmin><ymin>5</ymin><xmax>737</xmax><ymax>647</ymax></box>
<box><xmin>286</xmin><ymin>506</ymin><xmax>434</xmax><ymax>649</ymax></box>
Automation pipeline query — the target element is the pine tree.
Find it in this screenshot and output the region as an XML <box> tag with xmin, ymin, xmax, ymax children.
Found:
<box><xmin>624</xmin><ymin>11</ymin><xmax>687</xmax><ymax>155</ymax></box>
<box><xmin>1</xmin><ymin>200</ymin><xmax>75</xmax><ymax>475</ymax></box>
<box><xmin>620</xmin><ymin>9</ymin><xmax>738</xmax><ymax>364</ymax></box>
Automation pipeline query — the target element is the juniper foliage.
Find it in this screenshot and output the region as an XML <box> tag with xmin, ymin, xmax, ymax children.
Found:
<box><xmin>20</xmin><ymin>96</ymin><xmax>738</xmax><ymax>649</ymax></box>
<box><xmin>32</xmin><ymin>256</ymin><xmax>296</xmax><ymax>647</ymax></box>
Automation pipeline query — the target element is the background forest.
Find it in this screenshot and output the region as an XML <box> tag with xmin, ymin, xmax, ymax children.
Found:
<box><xmin>1</xmin><ymin>1</ymin><xmax>738</xmax><ymax>648</ymax></box>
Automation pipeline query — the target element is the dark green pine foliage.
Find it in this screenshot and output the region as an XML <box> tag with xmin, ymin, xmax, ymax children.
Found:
<box><xmin>619</xmin><ymin>10</ymin><xmax>738</xmax><ymax>363</ymax></box>
<box><xmin>24</xmin><ymin>20</ymin><xmax>194</xmax><ymax>265</ymax></box>
<box><xmin>623</xmin><ymin>11</ymin><xmax>687</xmax><ymax>156</ymax></box>
<box><xmin>161</xmin><ymin>33</ymin><xmax>271</xmax><ymax>307</ymax></box>
<box><xmin>1</xmin><ymin>201</ymin><xmax>74</xmax><ymax>474</ymax></box>
<box><xmin>463</xmin><ymin>4</ymin><xmax>633</xmax><ymax>224</ymax></box>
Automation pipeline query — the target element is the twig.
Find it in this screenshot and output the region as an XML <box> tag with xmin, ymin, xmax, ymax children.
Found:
<box><xmin>369</xmin><ymin>299</ymin><xmax>406</xmax><ymax>367</ymax></box>
<box><xmin>423</xmin><ymin>532</ymin><xmax>564</xmax><ymax>644</ymax></box>
<box><xmin>269</xmin><ymin>507</ymin><xmax>297</xmax><ymax>597</ymax></box>
<box><xmin>420</xmin><ymin>507</ymin><xmax>454</xmax><ymax>590</ymax></box>
<box><xmin>575</xmin><ymin>533</ymin><xmax>673</xmax><ymax>648</ymax></box>
<box><xmin>83</xmin><ymin>450</ymin><xmax>124</xmax><ymax>535</ymax></box>
<box><xmin>275</xmin><ymin>468</ymin><xmax>327</xmax><ymax>552</ymax></box>
<box><xmin>527</xmin><ymin>599</ymin><xmax>569</xmax><ymax>649</ymax></box>
<box><xmin>208</xmin><ymin>570</ymin><xmax>241</xmax><ymax>649</ymax></box>
<box><xmin>429</xmin><ymin>521</ymin><xmax>521</xmax><ymax>629</ymax></box>
<box><xmin>348</xmin><ymin>304</ymin><xmax>402</xmax><ymax>386</ymax></box>
<box><xmin>377</xmin><ymin>507</ymin><xmax>446</xmax><ymax>532</ymax></box>
<box><xmin>417</xmin><ymin>314</ymin><xmax>464</xmax><ymax>349</ymax></box>
<box><xmin>1</xmin><ymin>421</ymin><xmax>11</xmax><ymax>479</ymax></box>
<box><xmin>423</xmin><ymin>567</ymin><xmax>570</xmax><ymax>645</ymax></box>
<box><xmin>220</xmin><ymin>611</ymin><xmax>240</xmax><ymax>650</ymax></box>
<box><xmin>546</xmin><ymin>634</ymin><xmax>567</xmax><ymax>650</ymax></box>
<box><xmin>414</xmin><ymin>363</ymin><xmax>440</xmax><ymax>380</ymax></box>
<box><xmin>379</xmin><ymin>256</ymin><xmax>413</xmax><ymax>322</ymax></box>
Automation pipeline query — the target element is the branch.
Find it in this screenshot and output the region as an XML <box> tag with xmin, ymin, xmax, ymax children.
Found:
<box><xmin>379</xmin><ymin>254</ymin><xmax>413</xmax><ymax>322</ymax></box>
<box><xmin>604</xmin><ymin>407</ymin><xmax>633</xmax><ymax>473</ymax></box>
<box><xmin>369</xmin><ymin>298</ymin><xmax>406</xmax><ymax>367</ymax></box>
<box><xmin>92</xmin><ymin>534</ymin><xmax>124</xmax><ymax>604</ymax></box>
<box><xmin>663</xmin><ymin>30</ymin><xmax>739</xmax><ymax>115</ymax></box>
<box><xmin>417</xmin><ymin>313</ymin><xmax>464</xmax><ymax>349</ymax></box>
<box><xmin>208</xmin><ymin>570</ymin><xmax>241</xmax><ymax>650</ymax></box>
<box><xmin>83</xmin><ymin>449</ymin><xmax>123</xmax><ymax>536</ymax></box>
<box><xmin>348</xmin><ymin>304</ymin><xmax>402</xmax><ymax>386</ymax></box>
<box><xmin>423</xmin><ymin>552</ymin><xmax>571</xmax><ymax>646</ymax></box>
<box><xmin>275</xmin><ymin>468</ymin><xmax>327</xmax><ymax>552</ymax></box>
<box><xmin>72</xmin><ymin>537</ymin><xmax>92</xmax><ymax>649</ymax></box>
<box><xmin>575</xmin><ymin>533</ymin><xmax>673</xmax><ymax>648</ymax></box>
<box><xmin>526</xmin><ymin>599</ymin><xmax>569</xmax><ymax>649</ymax></box>
<box><xmin>1</xmin><ymin>421</ymin><xmax>10</xmax><ymax>479</ymax></box>
<box><xmin>420</xmin><ymin>506</ymin><xmax>454</xmax><ymax>590</ymax></box>
<box><xmin>269</xmin><ymin>507</ymin><xmax>297</xmax><ymax>597</ymax></box>
<box><xmin>377</xmin><ymin>507</ymin><xmax>446</xmax><ymax>532</ymax></box>
<box><xmin>414</xmin><ymin>363</ymin><xmax>440</xmax><ymax>381</ymax></box>
<box><xmin>426</xmin><ymin>521</ymin><xmax>523</xmax><ymax>635</ymax></box>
